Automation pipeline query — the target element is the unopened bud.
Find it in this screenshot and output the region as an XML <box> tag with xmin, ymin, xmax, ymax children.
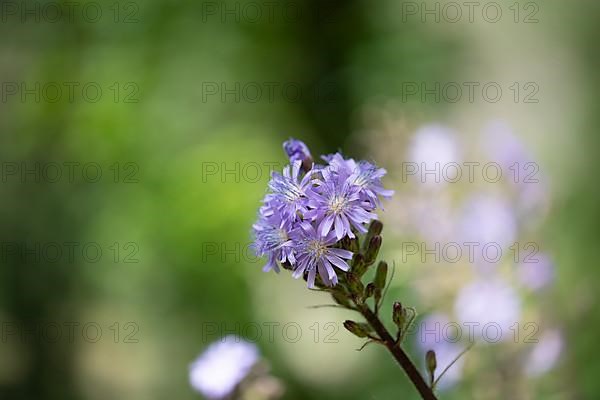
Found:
<box><xmin>351</xmin><ymin>253</ymin><xmax>367</xmax><ymax>276</ymax></box>
<box><xmin>393</xmin><ymin>302</ymin><xmax>406</xmax><ymax>328</ymax></box>
<box><xmin>283</xmin><ymin>138</ymin><xmax>311</xmax><ymax>161</ymax></box>
<box><xmin>283</xmin><ymin>138</ymin><xmax>313</xmax><ymax>173</ymax></box>
<box><xmin>365</xmin><ymin>283</ymin><xmax>376</xmax><ymax>299</ymax></box>
<box><xmin>331</xmin><ymin>291</ymin><xmax>352</xmax><ymax>308</ymax></box>
<box><xmin>363</xmin><ymin>220</ymin><xmax>383</xmax><ymax>251</ymax></box>
<box><xmin>374</xmin><ymin>261</ymin><xmax>388</xmax><ymax>290</ymax></box>
<box><xmin>346</xmin><ymin>273</ymin><xmax>365</xmax><ymax>300</ymax></box>
<box><xmin>364</xmin><ymin>235</ymin><xmax>382</xmax><ymax>265</ymax></box>
<box><xmin>341</xmin><ymin>236</ymin><xmax>359</xmax><ymax>253</ymax></box>
<box><xmin>426</xmin><ymin>350</ymin><xmax>437</xmax><ymax>377</ymax></box>
<box><xmin>343</xmin><ymin>320</ymin><xmax>372</xmax><ymax>338</ymax></box>
<box><xmin>374</xmin><ymin>288</ymin><xmax>382</xmax><ymax>308</ymax></box>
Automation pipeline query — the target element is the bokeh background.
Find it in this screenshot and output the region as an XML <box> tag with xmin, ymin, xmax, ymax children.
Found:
<box><xmin>1</xmin><ymin>0</ymin><xmax>599</xmax><ymax>399</ymax></box>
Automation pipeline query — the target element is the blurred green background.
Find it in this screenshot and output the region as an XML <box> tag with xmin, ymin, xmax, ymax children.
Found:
<box><xmin>0</xmin><ymin>0</ymin><xmax>599</xmax><ymax>399</ymax></box>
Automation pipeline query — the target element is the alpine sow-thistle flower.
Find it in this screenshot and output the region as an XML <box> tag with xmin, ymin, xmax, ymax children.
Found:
<box><xmin>252</xmin><ymin>138</ymin><xmax>393</xmax><ymax>288</ymax></box>
<box><xmin>252</xmin><ymin>206</ymin><xmax>295</xmax><ymax>273</ymax></box>
<box><xmin>290</xmin><ymin>221</ymin><xmax>353</xmax><ymax>287</ymax></box>
<box><xmin>189</xmin><ymin>336</ymin><xmax>259</xmax><ymax>399</ymax></box>
<box><xmin>253</xmin><ymin>139</ymin><xmax>444</xmax><ymax>400</ymax></box>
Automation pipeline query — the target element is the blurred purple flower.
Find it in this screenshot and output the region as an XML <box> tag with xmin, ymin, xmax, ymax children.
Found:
<box><xmin>408</xmin><ymin>124</ymin><xmax>461</xmax><ymax>188</ymax></box>
<box><xmin>189</xmin><ymin>336</ymin><xmax>259</xmax><ymax>399</ymax></box>
<box><xmin>404</xmin><ymin>195</ymin><xmax>456</xmax><ymax>243</ymax></box>
<box><xmin>482</xmin><ymin>120</ymin><xmax>551</xmax><ymax>224</ymax></box>
<box><xmin>460</xmin><ymin>194</ymin><xmax>517</xmax><ymax>250</ymax></box>
<box><xmin>290</xmin><ymin>221</ymin><xmax>352</xmax><ymax>288</ymax></box>
<box><xmin>481</xmin><ymin>120</ymin><xmax>529</xmax><ymax>170</ymax></box>
<box><xmin>517</xmin><ymin>253</ymin><xmax>554</xmax><ymax>291</ymax></box>
<box><xmin>454</xmin><ymin>279</ymin><xmax>521</xmax><ymax>342</ymax></box>
<box><xmin>525</xmin><ymin>329</ymin><xmax>563</xmax><ymax>377</ymax></box>
<box><xmin>516</xmin><ymin>179</ymin><xmax>551</xmax><ymax>226</ymax></box>
<box><xmin>410</xmin><ymin>124</ymin><xmax>461</xmax><ymax>166</ymax></box>
<box><xmin>416</xmin><ymin>313</ymin><xmax>465</xmax><ymax>389</ymax></box>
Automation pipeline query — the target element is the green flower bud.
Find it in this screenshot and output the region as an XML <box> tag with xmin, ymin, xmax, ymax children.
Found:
<box><xmin>346</xmin><ymin>273</ymin><xmax>365</xmax><ymax>300</ymax></box>
<box><xmin>374</xmin><ymin>287</ymin><xmax>382</xmax><ymax>309</ymax></box>
<box><xmin>426</xmin><ymin>350</ymin><xmax>437</xmax><ymax>380</ymax></box>
<box><xmin>363</xmin><ymin>220</ymin><xmax>383</xmax><ymax>251</ymax></box>
<box><xmin>374</xmin><ymin>261</ymin><xmax>388</xmax><ymax>290</ymax></box>
<box><xmin>365</xmin><ymin>283</ymin><xmax>376</xmax><ymax>299</ymax></box>
<box><xmin>343</xmin><ymin>320</ymin><xmax>372</xmax><ymax>338</ymax></box>
<box><xmin>351</xmin><ymin>253</ymin><xmax>367</xmax><ymax>277</ymax></box>
<box><xmin>364</xmin><ymin>235</ymin><xmax>382</xmax><ymax>266</ymax></box>
<box><xmin>341</xmin><ymin>236</ymin><xmax>359</xmax><ymax>253</ymax></box>
<box><xmin>392</xmin><ymin>301</ymin><xmax>406</xmax><ymax>328</ymax></box>
<box><xmin>331</xmin><ymin>291</ymin><xmax>352</xmax><ymax>308</ymax></box>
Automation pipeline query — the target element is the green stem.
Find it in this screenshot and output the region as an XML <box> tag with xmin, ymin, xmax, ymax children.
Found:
<box><xmin>433</xmin><ymin>342</ymin><xmax>474</xmax><ymax>388</ymax></box>
<box><xmin>357</xmin><ymin>303</ymin><xmax>438</xmax><ymax>400</ymax></box>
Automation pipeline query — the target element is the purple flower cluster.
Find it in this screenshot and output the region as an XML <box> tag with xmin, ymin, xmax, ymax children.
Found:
<box><xmin>253</xmin><ymin>139</ymin><xmax>393</xmax><ymax>288</ymax></box>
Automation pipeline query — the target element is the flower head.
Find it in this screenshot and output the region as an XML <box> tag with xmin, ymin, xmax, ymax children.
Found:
<box><xmin>252</xmin><ymin>140</ymin><xmax>392</xmax><ymax>287</ymax></box>
<box><xmin>349</xmin><ymin>161</ymin><xmax>394</xmax><ymax>207</ymax></box>
<box><xmin>189</xmin><ymin>336</ymin><xmax>259</xmax><ymax>399</ymax></box>
<box><xmin>306</xmin><ymin>171</ymin><xmax>377</xmax><ymax>240</ymax></box>
<box><xmin>266</xmin><ymin>160</ymin><xmax>314</xmax><ymax>221</ymax></box>
<box><xmin>325</xmin><ymin>153</ymin><xmax>394</xmax><ymax>208</ymax></box>
<box><xmin>252</xmin><ymin>206</ymin><xmax>295</xmax><ymax>273</ymax></box>
<box><xmin>290</xmin><ymin>221</ymin><xmax>353</xmax><ymax>288</ymax></box>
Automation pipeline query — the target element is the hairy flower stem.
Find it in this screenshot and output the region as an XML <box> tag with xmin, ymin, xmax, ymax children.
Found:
<box><xmin>356</xmin><ymin>303</ymin><xmax>438</xmax><ymax>400</ymax></box>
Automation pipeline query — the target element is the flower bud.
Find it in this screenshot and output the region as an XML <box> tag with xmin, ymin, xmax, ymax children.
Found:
<box><xmin>374</xmin><ymin>288</ymin><xmax>382</xmax><ymax>309</ymax></box>
<box><xmin>365</xmin><ymin>283</ymin><xmax>376</xmax><ymax>299</ymax></box>
<box><xmin>392</xmin><ymin>301</ymin><xmax>406</xmax><ymax>329</ymax></box>
<box><xmin>364</xmin><ymin>235</ymin><xmax>382</xmax><ymax>265</ymax></box>
<box><xmin>363</xmin><ymin>220</ymin><xmax>383</xmax><ymax>251</ymax></box>
<box><xmin>426</xmin><ymin>350</ymin><xmax>437</xmax><ymax>378</ymax></box>
<box><xmin>351</xmin><ymin>253</ymin><xmax>367</xmax><ymax>277</ymax></box>
<box><xmin>331</xmin><ymin>291</ymin><xmax>352</xmax><ymax>308</ymax></box>
<box><xmin>343</xmin><ymin>320</ymin><xmax>372</xmax><ymax>338</ymax></box>
<box><xmin>283</xmin><ymin>138</ymin><xmax>312</xmax><ymax>172</ymax></box>
<box><xmin>340</xmin><ymin>236</ymin><xmax>359</xmax><ymax>253</ymax></box>
<box><xmin>346</xmin><ymin>273</ymin><xmax>365</xmax><ymax>299</ymax></box>
<box><xmin>374</xmin><ymin>261</ymin><xmax>388</xmax><ymax>290</ymax></box>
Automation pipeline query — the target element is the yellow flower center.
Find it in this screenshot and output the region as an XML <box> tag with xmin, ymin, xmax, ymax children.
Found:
<box><xmin>308</xmin><ymin>240</ymin><xmax>326</xmax><ymax>258</ymax></box>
